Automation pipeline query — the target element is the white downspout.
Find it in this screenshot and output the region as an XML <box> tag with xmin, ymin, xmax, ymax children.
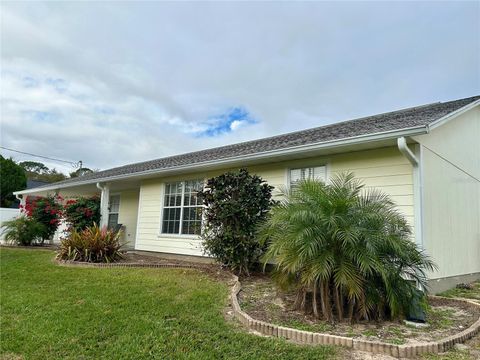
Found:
<box><xmin>96</xmin><ymin>182</ymin><xmax>110</xmax><ymax>228</ymax></box>
<box><xmin>397</xmin><ymin>137</ymin><xmax>423</xmax><ymax>250</ymax></box>
<box><xmin>397</xmin><ymin>137</ymin><xmax>418</xmax><ymax>166</ymax></box>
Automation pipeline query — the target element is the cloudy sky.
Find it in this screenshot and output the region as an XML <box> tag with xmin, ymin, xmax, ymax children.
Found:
<box><xmin>1</xmin><ymin>1</ymin><xmax>479</xmax><ymax>174</ymax></box>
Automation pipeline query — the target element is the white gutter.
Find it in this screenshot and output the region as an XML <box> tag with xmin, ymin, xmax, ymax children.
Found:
<box><xmin>397</xmin><ymin>137</ymin><xmax>418</xmax><ymax>166</ymax></box>
<box><xmin>427</xmin><ymin>99</ymin><xmax>480</xmax><ymax>131</ymax></box>
<box><xmin>14</xmin><ymin>125</ymin><xmax>429</xmax><ymax>196</ymax></box>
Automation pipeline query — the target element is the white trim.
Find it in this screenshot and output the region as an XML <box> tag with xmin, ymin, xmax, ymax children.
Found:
<box><xmin>133</xmin><ymin>186</ymin><xmax>143</xmax><ymax>250</ymax></box>
<box><xmin>157</xmin><ymin>234</ymin><xmax>201</xmax><ymax>240</ymax></box>
<box><xmin>107</xmin><ymin>194</ymin><xmax>121</xmax><ymax>227</ymax></box>
<box><xmin>14</xmin><ymin>125</ymin><xmax>429</xmax><ymax>196</ymax></box>
<box><xmin>159</xmin><ymin>179</ymin><xmax>203</xmax><ymax>236</ymax></box>
<box><xmin>427</xmin><ymin>99</ymin><xmax>480</xmax><ymax>131</ymax></box>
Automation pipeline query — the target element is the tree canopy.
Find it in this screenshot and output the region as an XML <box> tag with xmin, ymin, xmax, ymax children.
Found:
<box><xmin>19</xmin><ymin>161</ymin><xmax>67</xmax><ymax>183</ymax></box>
<box><xmin>0</xmin><ymin>155</ymin><xmax>27</xmax><ymax>207</ymax></box>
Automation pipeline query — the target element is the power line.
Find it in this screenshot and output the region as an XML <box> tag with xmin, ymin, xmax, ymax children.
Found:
<box><xmin>0</xmin><ymin>146</ymin><xmax>81</xmax><ymax>168</ymax></box>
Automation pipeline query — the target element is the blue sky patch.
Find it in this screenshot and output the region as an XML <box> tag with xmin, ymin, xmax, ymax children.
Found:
<box><xmin>198</xmin><ymin>106</ymin><xmax>258</xmax><ymax>137</ymax></box>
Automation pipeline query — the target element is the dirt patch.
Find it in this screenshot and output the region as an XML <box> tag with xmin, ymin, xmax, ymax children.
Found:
<box><xmin>238</xmin><ymin>274</ymin><xmax>480</xmax><ymax>346</ymax></box>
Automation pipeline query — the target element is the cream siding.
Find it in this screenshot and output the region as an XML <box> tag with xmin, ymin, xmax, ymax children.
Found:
<box><xmin>414</xmin><ymin>106</ymin><xmax>480</xmax><ymax>280</ymax></box>
<box><xmin>117</xmin><ymin>190</ymin><xmax>139</xmax><ymax>248</ymax></box>
<box><xmin>135</xmin><ymin>146</ymin><xmax>415</xmax><ymax>256</ymax></box>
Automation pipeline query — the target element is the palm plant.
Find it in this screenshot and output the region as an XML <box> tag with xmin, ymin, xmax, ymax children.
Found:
<box><xmin>1</xmin><ymin>216</ymin><xmax>46</xmax><ymax>246</ymax></box>
<box><xmin>258</xmin><ymin>173</ymin><xmax>436</xmax><ymax>323</ymax></box>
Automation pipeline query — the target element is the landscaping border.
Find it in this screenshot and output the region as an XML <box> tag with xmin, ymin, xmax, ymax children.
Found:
<box><xmin>55</xmin><ymin>259</ymin><xmax>211</xmax><ymax>270</ymax></box>
<box><xmin>53</xmin><ymin>259</ymin><xmax>480</xmax><ymax>358</ymax></box>
<box><xmin>230</xmin><ymin>276</ymin><xmax>480</xmax><ymax>358</ymax></box>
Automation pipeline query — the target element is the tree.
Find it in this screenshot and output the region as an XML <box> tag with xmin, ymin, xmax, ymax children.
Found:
<box><xmin>197</xmin><ymin>169</ymin><xmax>276</xmax><ymax>275</ymax></box>
<box><xmin>258</xmin><ymin>173</ymin><xmax>436</xmax><ymax>323</ymax></box>
<box><xmin>19</xmin><ymin>161</ymin><xmax>67</xmax><ymax>183</ymax></box>
<box><xmin>69</xmin><ymin>167</ymin><xmax>94</xmax><ymax>178</ymax></box>
<box><xmin>0</xmin><ymin>156</ymin><xmax>27</xmax><ymax>207</ymax></box>
<box><xmin>19</xmin><ymin>161</ymin><xmax>49</xmax><ymax>174</ymax></box>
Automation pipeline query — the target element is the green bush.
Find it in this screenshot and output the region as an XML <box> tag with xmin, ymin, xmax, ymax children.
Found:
<box><xmin>197</xmin><ymin>168</ymin><xmax>276</xmax><ymax>275</ymax></box>
<box><xmin>1</xmin><ymin>216</ymin><xmax>46</xmax><ymax>246</ymax></box>
<box><xmin>63</xmin><ymin>196</ymin><xmax>100</xmax><ymax>232</ymax></box>
<box><xmin>57</xmin><ymin>224</ymin><xmax>124</xmax><ymax>263</ymax></box>
<box><xmin>258</xmin><ymin>173</ymin><xmax>436</xmax><ymax>323</ymax></box>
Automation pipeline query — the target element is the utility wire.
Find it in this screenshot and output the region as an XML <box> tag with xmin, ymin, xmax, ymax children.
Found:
<box><xmin>0</xmin><ymin>146</ymin><xmax>81</xmax><ymax>168</ymax></box>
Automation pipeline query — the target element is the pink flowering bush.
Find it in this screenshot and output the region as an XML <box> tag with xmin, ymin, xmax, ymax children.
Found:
<box><xmin>20</xmin><ymin>195</ymin><xmax>62</xmax><ymax>243</ymax></box>
<box><xmin>63</xmin><ymin>196</ymin><xmax>100</xmax><ymax>232</ymax></box>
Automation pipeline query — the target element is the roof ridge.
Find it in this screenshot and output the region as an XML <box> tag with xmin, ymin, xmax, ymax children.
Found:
<box><xmin>108</xmin><ymin>95</ymin><xmax>477</xmax><ymax>167</ymax></box>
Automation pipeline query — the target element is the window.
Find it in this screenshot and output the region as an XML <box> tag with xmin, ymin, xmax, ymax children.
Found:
<box><xmin>108</xmin><ymin>195</ymin><xmax>120</xmax><ymax>229</ymax></box>
<box><xmin>289</xmin><ymin>166</ymin><xmax>326</xmax><ymax>188</ymax></box>
<box><xmin>161</xmin><ymin>179</ymin><xmax>203</xmax><ymax>235</ymax></box>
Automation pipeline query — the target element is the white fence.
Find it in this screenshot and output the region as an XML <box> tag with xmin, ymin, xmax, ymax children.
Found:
<box><xmin>0</xmin><ymin>208</ymin><xmax>20</xmax><ymax>241</ymax></box>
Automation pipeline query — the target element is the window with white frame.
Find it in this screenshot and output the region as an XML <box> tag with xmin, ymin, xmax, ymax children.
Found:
<box><xmin>161</xmin><ymin>179</ymin><xmax>203</xmax><ymax>235</ymax></box>
<box><xmin>289</xmin><ymin>166</ymin><xmax>326</xmax><ymax>188</ymax></box>
<box><xmin>108</xmin><ymin>195</ymin><xmax>120</xmax><ymax>229</ymax></box>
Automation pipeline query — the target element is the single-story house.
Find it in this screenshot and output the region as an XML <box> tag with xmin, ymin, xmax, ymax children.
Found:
<box><xmin>15</xmin><ymin>95</ymin><xmax>479</xmax><ymax>292</ymax></box>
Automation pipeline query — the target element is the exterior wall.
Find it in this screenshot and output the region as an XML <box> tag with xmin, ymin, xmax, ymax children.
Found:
<box><xmin>0</xmin><ymin>208</ymin><xmax>20</xmax><ymax>243</ymax></box>
<box><xmin>414</xmin><ymin>106</ymin><xmax>480</xmax><ymax>281</ymax></box>
<box><xmin>135</xmin><ymin>146</ymin><xmax>415</xmax><ymax>257</ymax></box>
<box><xmin>117</xmin><ymin>190</ymin><xmax>139</xmax><ymax>248</ymax></box>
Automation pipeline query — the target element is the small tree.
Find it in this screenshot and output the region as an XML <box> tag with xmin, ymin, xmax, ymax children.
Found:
<box><xmin>63</xmin><ymin>196</ymin><xmax>101</xmax><ymax>232</ymax></box>
<box><xmin>197</xmin><ymin>169</ymin><xmax>275</xmax><ymax>275</ymax></box>
<box><xmin>0</xmin><ymin>156</ymin><xmax>27</xmax><ymax>207</ymax></box>
<box><xmin>21</xmin><ymin>195</ymin><xmax>62</xmax><ymax>243</ymax></box>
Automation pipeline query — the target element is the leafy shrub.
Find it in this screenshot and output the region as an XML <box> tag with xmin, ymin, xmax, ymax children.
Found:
<box><xmin>197</xmin><ymin>168</ymin><xmax>276</xmax><ymax>275</ymax></box>
<box><xmin>63</xmin><ymin>196</ymin><xmax>100</xmax><ymax>232</ymax></box>
<box><xmin>258</xmin><ymin>173</ymin><xmax>436</xmax><ymax>323</ymax></box>
<box><xmin>1</xmin><ymin>216</ymin><xmax>46</xmax><ymax>246</ymax></box>
<box><xmin>57</xmin><ymin>224</ymin><xmax>124</xmax><ymax>263</ymax></box>
<box><xmin>20</xmin><ymin>195</ymin><xmax>62</xmax><ymax>243</ymax></box>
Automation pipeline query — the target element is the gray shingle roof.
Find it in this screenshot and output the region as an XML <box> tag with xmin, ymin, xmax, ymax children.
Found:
<box><xmin>35</xmin><ymin>95</ymin><xmax>480</xmax><ymax>189</ymax></box>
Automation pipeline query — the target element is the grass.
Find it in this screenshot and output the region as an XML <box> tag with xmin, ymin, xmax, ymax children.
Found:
<box><xmin>0</xmin><ymin>248</ymin><xmax>336</xmax><ymax>359</ymax></box>
<box><xmin>439</xmin><ymin>282</ymin><xmax>480</xmax><ymax>302</ymax></box>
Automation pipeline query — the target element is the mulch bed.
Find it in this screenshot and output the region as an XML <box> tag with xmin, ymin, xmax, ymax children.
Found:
<box><xmin>238</xmin><ymin>274</ymin><xmax>480</xmax><ymax>346</ymax></box>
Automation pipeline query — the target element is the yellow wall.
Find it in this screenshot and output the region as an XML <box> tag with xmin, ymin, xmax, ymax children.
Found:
<box><xmin>135</xmin><ymin>146</ymin><xmax>414</xmax><ymax>256</ymax></box>
<box><xmin>414</xmin><ymin>106</ymin><xmax>480</xmax><ymax>279</ymax></box>
<box><xmin>118</xmin><ymin>190</ymin><xmax>139</xmax><ymax>248</ymax></box>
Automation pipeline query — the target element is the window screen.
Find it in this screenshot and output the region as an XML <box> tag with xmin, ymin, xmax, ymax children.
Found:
<box><xmin>289</xmin><ymin>166</ymin><xmax>326</xmax><ymax>188</ymax></box>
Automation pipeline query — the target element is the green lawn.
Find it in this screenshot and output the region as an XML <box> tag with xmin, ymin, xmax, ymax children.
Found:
<box><xmin>0</xmin><ymin>248</ymin><xmax>335</xmax><ymax>359</ymax></box>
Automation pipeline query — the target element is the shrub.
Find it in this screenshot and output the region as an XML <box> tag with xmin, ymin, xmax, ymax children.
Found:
<box><xmin>258</xmin><ymin>173</ymin><xmax>436</xmax><ymax>323</ymax></box>
<box><xmin>57</xmin><ymin>224</ymin><xmax>124</xmax><ymax>263</ymax></box>
<box><xmin>1</xmin><ymin>216</ymin><xmax>46</xmax><ymax>246</ymax></box>
<box><xmin>21</xmin><ymin>195</ymin><xmax>62</xmax><ymax>243</ymax></box>
<box><xmin>63</xmin><ymin>196</ymin><xmax>100</xmax><ymax>232</ymax></box>
<box><xmin>197</xmin><ymin>168</ymin><xmax>276</xmax><ymax>275</ymax></box>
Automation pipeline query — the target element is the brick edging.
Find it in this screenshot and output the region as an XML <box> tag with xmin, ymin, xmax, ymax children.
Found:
<box><xmin>230</xmin><ymin>277</ymin><xmax>480</xmax><ymax>358</ymax></box>
<box><xmin>54</xmin><ymin>259</ymin><xmax>211</xmax><ymax>271</ymax></box>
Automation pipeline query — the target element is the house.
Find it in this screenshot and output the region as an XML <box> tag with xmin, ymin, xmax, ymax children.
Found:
<box><xmin>14</xmin><ymin>95</ymin><xmax>479</xmax><ymax>292</ymax></box>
